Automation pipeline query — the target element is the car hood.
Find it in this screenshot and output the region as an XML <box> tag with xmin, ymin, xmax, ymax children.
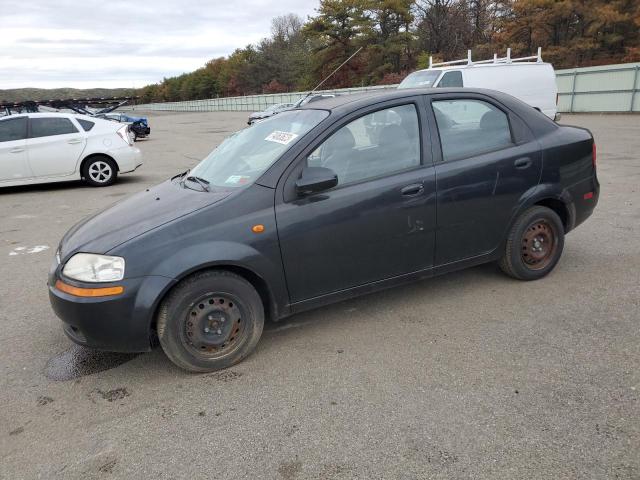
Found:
<box><xmin>59</xmin><ymin>180</ymin><xmax>232</xmax><ymax>257</ymax></box>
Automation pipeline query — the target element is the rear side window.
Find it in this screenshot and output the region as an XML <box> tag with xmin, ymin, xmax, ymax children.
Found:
<box><xmin>0</xmin><ymin>117</ymin><xmax>28</xmax><ymax>142</ymax></box>
<box><xmin>433</xmin><ymin>99</ymin><xmax>513</xmax><ymax>161</ymax></box>
<box><xmin>438</xmin><ymin>71</ymin><xmax>463</xmax><ymax>88</ymax></box>
<box><xmin>30</xmin><ymin>117</ymin><xmax>78</xmax><ymax>138</ymax></box>
<box><xmin>76</xmin><ymin>118</ymin><xmax>95</xmax><ymax>131</ymax></box>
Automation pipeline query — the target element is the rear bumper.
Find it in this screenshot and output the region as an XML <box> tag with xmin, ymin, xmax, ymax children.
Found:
<box><xmin>112</xmin><ymin>145</ymin><xmax>142</xmax><ymax>173</ymax></box>
<box><xmin>568</xmin><ymin>174</ymin><xmax>599</xmax><ymax>232</ymax></box>
<box><xmin>49</xmin><ymin>274</ymin><xmax>175</xmax><ymax>353</ymax></box>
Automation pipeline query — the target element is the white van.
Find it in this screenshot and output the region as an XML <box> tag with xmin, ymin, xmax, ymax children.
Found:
<box><xmin>398</xmin><ymin>49</ymin><xmax>559</xmax><ymax>120</ymax></box>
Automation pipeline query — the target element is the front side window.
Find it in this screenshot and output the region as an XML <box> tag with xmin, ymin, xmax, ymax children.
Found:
<box><xmin>30</xmin><ymin>117</ymin><xmax>78</xmax><ymax>138</ymax></box>
<box><xmin>432</xmin><ymin>99</ymin><xmax>513</xmax><ymax>161</ymax></box>
<box><xmin>306</xmin><ymin>104</ymin><xmax>420</xmax><ymax>186</ymax></box>
<box><xmin>0</xmin><ymin>117</ymin><xmax>28</xmax><ymax>142</ymax></box>
<box><xmin>190</xmin><ymin>109</ymin><xmax>328</xmax><ymax>189</ymax></box>
<box><xmin>438</xmin><ymin>71</ymin><xmax>463</xmax><ymax>88</ymax></box>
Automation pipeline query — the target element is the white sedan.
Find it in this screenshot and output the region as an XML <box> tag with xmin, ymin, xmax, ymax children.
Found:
<box><xmin>0</xmin><ymin>112</ymin><xmax>142</xmax><ymax>187</ymax></box>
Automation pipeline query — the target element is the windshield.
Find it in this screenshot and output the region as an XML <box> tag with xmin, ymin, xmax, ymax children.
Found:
<box><xmin>398</xmin><ymin>70</ymin><xmax>441</xmax><ymax>89</ymax></box>
<box><xmin>189</xmin><ymin>109</ymin><xmax>328</xmax><ymax>189</ymax></box>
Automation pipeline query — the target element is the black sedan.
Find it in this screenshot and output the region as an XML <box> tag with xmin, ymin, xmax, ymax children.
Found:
<box><xmin>49</xmin><ymin>88</ymin><xmax>599</xmax><ymax>372</ymax></box>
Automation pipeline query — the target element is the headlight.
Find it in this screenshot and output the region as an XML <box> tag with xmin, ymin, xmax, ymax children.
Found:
<box><xmin>62</xmin><ymin>253</ymin><xmax>125</xmax><ymax>283</ymax></box>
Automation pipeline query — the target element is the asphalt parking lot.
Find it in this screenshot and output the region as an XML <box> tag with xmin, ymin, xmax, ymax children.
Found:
<box><xmin>1</xmin><ymin>111</ymin><xmax>638</xmax><ymax>479</ymax></box>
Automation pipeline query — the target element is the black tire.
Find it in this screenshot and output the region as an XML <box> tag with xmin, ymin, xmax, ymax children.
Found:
<box><xmin>82</xmin><ymin>156</ymin><xmax>118</xmax><ymax>187</ymax></box>
<box><xmin>157</xmin><ymin>270</ymin><xmax>264</xmax><ymax>373</ymax></box>
<box><xmin>499</xmin><ymin>206</ymin><xmax>565</xmax><ymax>281</ymax></box>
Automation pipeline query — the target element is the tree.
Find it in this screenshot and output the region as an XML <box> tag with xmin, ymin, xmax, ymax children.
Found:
<box><xmin>304</xmin><ymin>0</ymin><xmax>372</xmax><ymax>88</ymax></box>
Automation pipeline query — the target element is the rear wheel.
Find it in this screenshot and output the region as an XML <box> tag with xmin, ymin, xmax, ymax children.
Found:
<box><xmin>157</xmin><ymin>270</ymin><xmax>264</xmax><ymax>372</ymax></box>
<box><xmin>82</xmin><ymin>156</ymin><xmax>117</xmax><ymax>187</ymax></box>
<box><xmin>499</xmin><ymin>206</ymin><xmax>565</xmax><ymax>280</ymax></box>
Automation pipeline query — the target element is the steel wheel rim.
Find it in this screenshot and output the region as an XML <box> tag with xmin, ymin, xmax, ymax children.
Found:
<box><xmin>88</xmin><ymin>161</ymin><xmax>112</xmax><ymax>183</ymax></box>
<box><xmin>180</xmin><ymin>293</ymin><xmax>247</xmax><ymax>359</ymax></box>
<box><xmin>521</xmin><ymin>219</ymin><xmax>557</xmax><ymax>270</ymax></box>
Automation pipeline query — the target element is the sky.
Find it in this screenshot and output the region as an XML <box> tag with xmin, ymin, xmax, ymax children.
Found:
<box><xmin>0</xmin><ymin>0</ymin><xmax>319</xmax><ymax>90</ymax></box>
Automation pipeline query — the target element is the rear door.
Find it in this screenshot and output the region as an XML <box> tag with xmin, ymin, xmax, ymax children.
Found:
<box><xmin>276</xmin><ymin>99</ymin><xmax>437</xmax><ymax>303</ymax></box>
<box><xmin>427</xmin><ymin>93</ymin><xmax>542</xmax><ymax>265</ymax></box>
<box><xmin>26</xmin><ymin>117</ymin><xmax>86</xmax><ymax>178</ymax></box>
<box><xmin>0</xmin><ymin>116</ymin><xmax>31</xmax><ymax>182</ymax></box>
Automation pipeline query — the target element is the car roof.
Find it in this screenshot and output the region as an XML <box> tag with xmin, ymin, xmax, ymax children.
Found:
<box><xmin>298</xmin><ymin>87</ymin><xmax>510</xmax><ymax>112</ymax></box>
<box><xmin>1</xmin><ymin>112</ymin><xmax>93</xmax><ymax>119</ymax></box>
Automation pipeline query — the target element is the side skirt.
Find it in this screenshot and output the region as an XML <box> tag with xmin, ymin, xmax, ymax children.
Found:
<box><xmin>286</xmin><ymin>250</ymin><xmax>498</xmax><ymax>317</ymax></box>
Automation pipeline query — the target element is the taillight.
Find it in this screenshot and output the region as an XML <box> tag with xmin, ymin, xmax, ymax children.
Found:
<box><xmin>592</xmin><ymin>142</ymin><xmax>597</xmax><ymax>168</ymax></box>
<box><xmin>117</xmin><ymin>125</ymin><xmax>133</xmax><ymax>146</ymax></box>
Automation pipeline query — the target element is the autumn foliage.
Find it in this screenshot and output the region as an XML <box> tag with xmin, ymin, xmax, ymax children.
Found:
<box><xmin>138</xmin><ymin>0</ymin><xmax>640</xmax><ymax>103</ymax></box>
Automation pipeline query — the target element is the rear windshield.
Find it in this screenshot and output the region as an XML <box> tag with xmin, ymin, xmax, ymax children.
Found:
<box><xmin>190</xmin><ymin>109</ymin><xmax>328</xmax><ymax>188</ymax></box>
<box><xmin>398</xmin><ymin>70</ymin><xmax>441</xmax><ymax>89</ymax></box>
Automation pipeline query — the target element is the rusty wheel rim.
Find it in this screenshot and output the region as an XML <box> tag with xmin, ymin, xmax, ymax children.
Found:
<box><xmin>181</xmin><ymin>293</ymin><xmax>246</xmax><ymax>359</ymax></box>
<box><xmin>521</xmin><ymin>219</ymin><xmax>557</xmax><ymax>270</ymax></box>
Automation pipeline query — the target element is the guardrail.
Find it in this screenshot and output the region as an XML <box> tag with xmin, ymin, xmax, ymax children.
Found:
<box><xmin>129</xmin><ymin>61</ymin><xmax>640</xmax><ymax>114</ymax></box>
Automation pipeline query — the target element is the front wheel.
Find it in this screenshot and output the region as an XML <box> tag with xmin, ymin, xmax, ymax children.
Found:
<box><xmin>499</xmin><ymin>206</ymin><xmax>565</xmax><ymax>280</ymax></box>
<box><xmin>157</xmin><ymin>270</ymin><xmax>264</xmax><ymax>372</ymax></box>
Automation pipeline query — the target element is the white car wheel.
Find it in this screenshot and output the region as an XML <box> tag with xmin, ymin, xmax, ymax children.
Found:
<box><xmin>83</xmin><ymin>157</ymin><xmax>117</xmax><ymax>187</ymax></box>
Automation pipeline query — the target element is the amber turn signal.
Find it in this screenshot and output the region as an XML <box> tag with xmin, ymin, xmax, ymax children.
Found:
<box><xmin>251</xmin><ymin>224</ymin><xmax>265</xmax><ymax>233</ymax></box>
<box><xmin>55</xmin><ymin>280</ymin><xmax>124</xmax><ymax>297</ymax></box>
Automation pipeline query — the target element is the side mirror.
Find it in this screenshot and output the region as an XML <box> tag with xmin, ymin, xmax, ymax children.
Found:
<box><xmin>295</xmin><ymin>167</ymin><xmax>338</xmax><ymax>196</ymax></box>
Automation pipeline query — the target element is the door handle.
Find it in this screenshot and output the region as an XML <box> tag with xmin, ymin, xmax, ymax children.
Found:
<box><xmin>514</xmin><ymin>157</ymin><xmax>532</xmax><ymax>169</ymax></box>
<box><xmin>10</xmin><ymin>147</ymin><xmax>25</xmax><ymax>153</ymax></box>
<box><xmin>67</xmin><ymin>139</ymin><xmax>83</xmax><ymax>144</ymax></box>
<box><xmin>401</xmin><ymin>183</ymin><xmax>424</xmax><ymax>196</ymax></box>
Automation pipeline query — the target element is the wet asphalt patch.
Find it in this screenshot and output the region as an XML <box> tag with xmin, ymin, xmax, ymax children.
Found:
<box><xmin>44</xmin><ymin>344</ymin><xmax>138</xmax><ymax>381</ymax></box>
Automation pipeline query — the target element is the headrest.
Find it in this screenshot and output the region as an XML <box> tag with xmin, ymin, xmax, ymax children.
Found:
<box><xmin>328</xmin><ymin>127</ymin><xmax>355</xmax><ymax>151</ymax></box>
<box><xmin>480</xmin><ymin>110</ymin><xmax>506</xmax><ymax>131</ymax></box>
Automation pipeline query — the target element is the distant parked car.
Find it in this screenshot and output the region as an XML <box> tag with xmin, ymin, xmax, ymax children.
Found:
<box><xmin>295</xmin><ymin>93</ymin><xmax>340</xmax><ymax>107</ymax></box>
<box><xmin>247</xmin><ymin>96</ymin><xmax>343</xmax><ymax>126</ymax></box>
<box><xmin>97</xmin><ymin>112</ymin><xmax>151</xmax><ymax>140</ymax></box>
<box><xmin>48</xmin><ymin>88</ymin><xmax>598</xmax><ymax>372</ymax></box>
<box><xmin>247</xmin><ymin>103</ymin><xmax>294</xmax><ymax>125</ymax></box>
<box><xmin>0</xmin><ymin>113</ymin><xmax>142</xmax><ymax>187</ymax></box>
<box><xmin>398</xmin><ymin>50</ymin><xmax>559</xmax><ymax>120</ymax></box>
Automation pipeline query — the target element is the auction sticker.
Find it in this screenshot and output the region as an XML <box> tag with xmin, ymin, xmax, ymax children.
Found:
<box><xmin>265</xmin><ymin>131</ymin><xmax>298</xmax><ymax>145</ymax></box>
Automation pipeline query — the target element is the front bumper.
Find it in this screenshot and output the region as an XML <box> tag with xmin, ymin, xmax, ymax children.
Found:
<box><xmin>48</xmin><ymin>273</ymin><xmax>175</xmax><ymax>353</ymax></box>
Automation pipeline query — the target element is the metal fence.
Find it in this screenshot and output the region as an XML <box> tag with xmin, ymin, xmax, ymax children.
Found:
<box><xmin>556</xmin><ymin>62</ymin><xmax>640</xmax><ymax>112</ymax></box>
<box><xmin>130</xmin><ymin>61</ymin><xmax>640</xmax><ymax>114</ymax></box>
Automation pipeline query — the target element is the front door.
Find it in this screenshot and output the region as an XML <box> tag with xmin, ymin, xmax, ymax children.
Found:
<box><xmin>276</xmin><ymin>101</ymin><xmax>437</xmax><ymax>303</ymax></box>
<box><xmin>0</xmin><ymin>116</ymin><xmax>31</xmax><ymax>182</ymax></box>
<box><xmin>428</xmin><ymin>95</ymin><xmax>542</xmax><ymax>265</ymax></box>
<box><xmin>26</xmin><ymin>116</ymin><xmax>86</xmax><ymax>178</ymax></box>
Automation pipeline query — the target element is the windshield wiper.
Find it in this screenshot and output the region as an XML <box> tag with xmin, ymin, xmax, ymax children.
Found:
<box><xmin>184</xmin><ymin>175</ymin><xmax>211</xmax><ymax>192</ymax></box>
<box><xmin>171</xmin><ymin>169</ymin><xmax>190</xmax><ymax>181</ymax></box>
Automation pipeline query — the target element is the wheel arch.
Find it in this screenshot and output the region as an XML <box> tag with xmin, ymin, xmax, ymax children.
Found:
<box><xmin>533</xmin><ymin>197</ymin><xmax>572</xmax><ymax>232</ymax></box>
<box><xmin>148</xmin><ymin>263</ymin><xmax>278</xmax><ymax>337</ymax></box>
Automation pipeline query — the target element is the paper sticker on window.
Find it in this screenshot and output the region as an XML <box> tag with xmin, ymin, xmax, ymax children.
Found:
<box><xmin>265</xmin><ymin>131</ymin><xmax>298</xmax><ymax>145</ymax></box>
<box><xmin>225</xmin><ymin>175</ymin><xmax>251</xmax><ymax>185</ymax></box>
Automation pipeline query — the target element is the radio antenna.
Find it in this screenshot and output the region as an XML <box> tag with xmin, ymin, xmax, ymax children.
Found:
<box><xmin>297</xmin><ymin>46</ymin><xmax>363</xmax><ymax>106</ymax></box>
